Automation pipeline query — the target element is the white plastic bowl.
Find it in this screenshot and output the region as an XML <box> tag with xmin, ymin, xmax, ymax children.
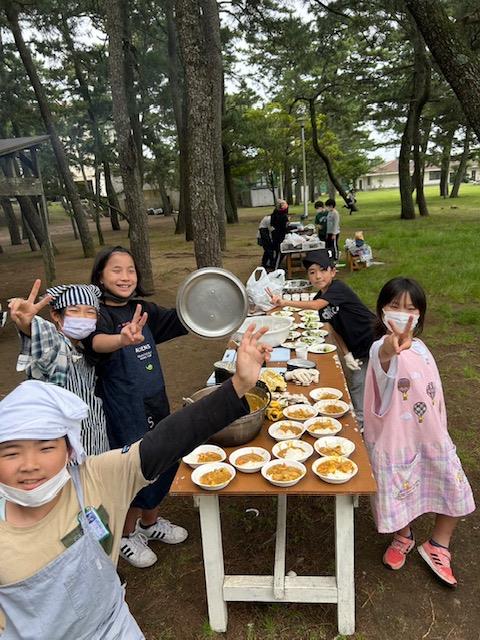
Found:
<box><xmin>191</xmin><ymin>462</ymin><xmax>236</xmax><ymax>490</ymax></box>
<box><xmin>314</xmin><ymin>436</ymin><xmax>355</xmax><ymax>458</ymax></box>
<box><xmin>268</xmin><ymin>420</ymin><xmax>306</xmax><ymax>441</ymax></box>
<box><xmin>229</xmin><ymin>447</ymin><xmax>270</xmax><ymax>473</ymax></box>
<box><xmin>304</xmin><ymin>416</ymin><xmax>343</xmax><ymax>437</ymax></box>
<box><xmin>182</xmin><ymin>444</ymin><xmax>227</xmax><ymax>469</ymax></box>
<box><xmin>261</xmin><ymin>459</ymin><xmax>307</xmax><ymax>487</ymax></box>
<box><xmin>309</xmin><ymin>387</ymin><xmax>343</xmax><ymax>402</ymax></box>
<box><xmin>236</xmin><ymin>316</ymin><xmax>292</xmax><ymax>347</ymax></box>
<box><xmin>312</xmin><ymin>456</ymin><xmax>358</xmax><ymax>484</ymax></box>
<box><xmin>314</xmin><ymin>399</ymin><xmax>350</xmax><ymax>418</ymax></box>
<box><xmin>272</xmin><ymin>439</ymin><xmax>314</xmax><ymax>463</ymax></box>
<box><xmin>282</xmin><ymin>404</ymin><xmax>318</xmax><ymax>422</ymax></box>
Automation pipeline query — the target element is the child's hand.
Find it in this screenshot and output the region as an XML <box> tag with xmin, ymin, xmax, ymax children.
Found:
<box><xmin>120</xmin><ymin>303</ymin><xmax>148</xmax><ymax>346</ymax></box>
<box><xmin>266</xmin><ymin>287</ymin><xmax>283</xmax><ymax>308</ymax></box>
<box><xmin>232</xmin><ymin>324</ymin><xmax>272</xmax><ymax>397</ymax></box>
<box><xmin>384</xmin><ymin>315</ymin><xmax>414</xmax><ymax>355</ymax></box>
<box><xmin>8</xmin><ymin>279</ymin><xmax>52</xmax><ymax>335</ymax></box>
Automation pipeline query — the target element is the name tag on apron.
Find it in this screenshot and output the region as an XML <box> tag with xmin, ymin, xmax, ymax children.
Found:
<box><xmin>78</xmin><ymin>507</ymin><xmax>110</xmax><ymax>542</ymax></box>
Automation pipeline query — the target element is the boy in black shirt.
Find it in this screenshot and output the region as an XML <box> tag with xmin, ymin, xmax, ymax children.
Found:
<box><xmin>268</xmin><ymin>248</ymin><xmax>375</xmax><ymax>428</ymax></box>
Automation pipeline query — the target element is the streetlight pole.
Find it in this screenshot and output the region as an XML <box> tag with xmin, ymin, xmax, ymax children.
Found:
<box><xmin>299</xmin><ymin>119</ymin><xmax>308</xmax><ymax>220</ymax></box>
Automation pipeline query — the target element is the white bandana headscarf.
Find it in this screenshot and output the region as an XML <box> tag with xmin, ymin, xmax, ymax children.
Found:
<box><xmin>0</xmin><ymin>380</ymin><xmax>89</xmax><ymax>463</ymax></box>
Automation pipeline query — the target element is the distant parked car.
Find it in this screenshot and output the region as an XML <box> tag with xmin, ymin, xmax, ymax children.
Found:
<box><xmin>147</xmin><ymin>207</ymin><xmax>164</xmax><ymax>215</ymax></box>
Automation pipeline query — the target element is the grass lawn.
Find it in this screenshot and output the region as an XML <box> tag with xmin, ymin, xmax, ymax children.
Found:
<box><xmin>0</xmin><ymin>185</ymin><xmax>479</xmax><ymax>639</ymax></box>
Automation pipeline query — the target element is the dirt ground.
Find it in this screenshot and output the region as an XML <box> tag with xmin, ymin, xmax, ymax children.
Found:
<box><xmin>0</xmin><ymin>215</ymin><xmax>478</xmax><ymax>640</ymax></box>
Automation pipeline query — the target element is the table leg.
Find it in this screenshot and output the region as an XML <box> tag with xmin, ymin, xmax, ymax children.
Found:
<box><xmin>273</xmin><ymin>494</ymin><xmax>287</xmax><ymax>599</ymax></box>
<box><xmin>198</xmin><ymin>494</ymin><xmax>228</xmax><ymax>632</ymax></box>
<box><xmin>335</xmin><ymin>495</ymin><xmax>355</xmax><ymax>636</ymax></box>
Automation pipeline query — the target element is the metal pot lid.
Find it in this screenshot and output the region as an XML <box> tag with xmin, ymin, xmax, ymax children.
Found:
<box><xmin>176</xmin><ymin>267</ymin><xmax>248</xmax><ymax>339</ymax></box>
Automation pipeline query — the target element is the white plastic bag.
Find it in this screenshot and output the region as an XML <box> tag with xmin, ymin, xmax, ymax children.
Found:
<box><xmin>246</xmin><ymin>267</ymin><xmax>285</xmax><ymax>313</ymax></box>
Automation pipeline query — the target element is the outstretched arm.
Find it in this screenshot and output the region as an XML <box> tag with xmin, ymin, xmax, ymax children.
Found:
<box><xmin>139</xmin><ymin>325</ymin><xmax>271</xmax><ymax>480</ymax></box>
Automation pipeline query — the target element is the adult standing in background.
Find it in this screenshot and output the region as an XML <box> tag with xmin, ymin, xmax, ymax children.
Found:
<box><xmin>257</xmin><ymin>214</ymin><xmax>274</xmax><ymax>270</ymax></box>
<box><xmin>325</xmin><ymin>198</ymin><xmax>340</xmax><ymax>260</ymax></box>
<box><xmin>271</xmin><ymin>199</ymin><xmax>289</xmax><ymax>268</ymax></box>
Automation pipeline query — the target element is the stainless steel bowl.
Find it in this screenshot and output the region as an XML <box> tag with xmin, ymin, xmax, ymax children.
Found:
<box><xmin>184</xmin><ymin>383</ymin><xmax>270</xmax><ymax>447</ymax></box>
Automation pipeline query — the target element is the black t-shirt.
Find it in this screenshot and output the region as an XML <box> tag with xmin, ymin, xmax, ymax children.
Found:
<box><xmin>83</xmin><ymin>300</ymin><xmax>188</xmax><ymax>446</ymax></box>
<box><xmin>314</xmin><ymin>280</ymin><xmax>375</xmax><ymax>359</ymax></box>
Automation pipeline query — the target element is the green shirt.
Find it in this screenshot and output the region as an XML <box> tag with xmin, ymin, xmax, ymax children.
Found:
<box><xmin>314</xmin><ymin>210</ymin><xmax>328</xmax><ymax>241</ymax></box>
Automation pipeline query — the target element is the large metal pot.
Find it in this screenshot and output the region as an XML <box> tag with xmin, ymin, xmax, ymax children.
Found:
<box><xmin>185</xmin><ymin>383</ymin><xmax>270</xmax><ymax>447</ymax></box>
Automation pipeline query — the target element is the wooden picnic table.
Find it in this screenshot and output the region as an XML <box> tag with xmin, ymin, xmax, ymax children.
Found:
<box><xmin>170</xmin><ymin>318</ymin><xmax>376</xmax><ymax>636</ymax></box>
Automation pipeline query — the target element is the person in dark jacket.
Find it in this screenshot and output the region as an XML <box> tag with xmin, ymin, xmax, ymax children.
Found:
<box><xmin>270</xmin><ymin>199</ymin><xmax>289</xmax><ymax>268</ymax></box>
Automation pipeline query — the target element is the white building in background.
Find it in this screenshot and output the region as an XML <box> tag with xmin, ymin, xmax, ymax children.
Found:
<box><xmin>357</xmin><ymin>159</ymin><xmax>480</xmax><ymax>191</ymax></box>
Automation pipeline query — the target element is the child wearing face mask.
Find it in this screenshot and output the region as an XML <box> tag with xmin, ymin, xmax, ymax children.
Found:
<box><xmin>363</xmin><ymin>277</ymin><xmax>475</xmax><ymax>587</ymax></box>
<box><xmin>9</xmin><ymin>280</ymin><xmax>109</xmax><ymax>456</ymax></box>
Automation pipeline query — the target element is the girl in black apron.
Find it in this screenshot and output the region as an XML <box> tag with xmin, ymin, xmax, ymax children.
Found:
<box><xmin>85</xmin><ymin>246</ymin><xmax>189</xmax><ymax>568</ymax></box>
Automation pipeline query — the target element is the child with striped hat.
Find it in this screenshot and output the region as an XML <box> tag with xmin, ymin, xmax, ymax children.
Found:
<box><xmin>8</xmin><ymin>280</ymin><xmax>109</xmax><ymax>455</ymax></box>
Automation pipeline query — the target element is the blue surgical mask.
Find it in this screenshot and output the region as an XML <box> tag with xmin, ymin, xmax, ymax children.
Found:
<box><xmin>62</xmin><ymin>317</ymin><xmax>97</xmax><ymax>340</ymax></box>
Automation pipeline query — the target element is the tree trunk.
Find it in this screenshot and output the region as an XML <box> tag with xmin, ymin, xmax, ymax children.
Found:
<box><xmin>103</xmin><ymin>161</ymin><xmax>122</xmax><ymax>229</ymax></box>
<box><xmin>308</xmin><ymin>98</ymin><xmax>348</xmax><ymax>204</ymax></box>
<box><xmin>21</xmin><ymin>212</ymin><xmax>38</xmax><ymax>251</ymax></box>
<box><xmin>175</xmin><ymin>0</ymin><xmax>222</xmax><ymax>267</ymax></box>
<box><xmin>105</xmin><ymin>0</ymin><xmax>154</xmax><ymax>291</ymax></box>
<box><xmin>157</xmin><ymin>178</ymin><xmax>173</xmax><ymax>216</ymax></box>
<box><xmin>165</xmin><ymin>0</ymin><xmax>191</xmax><ymax>238</ymax></box>
<box><xmin>412</xmin><ymin>35</ymin><xmax>431</xmax><ymax>217</ymax></box>
<box><xmin>60</xmin><ymin>196</ymin><xmax>79</xmax><ymax>239</ymax></box>
<box><xmin>450</xmin><ymin>127</ymin><xmax>471</xmax><ymax>198</ymax></box>
<box><xmin>309</xmin><ymin>169</ymin><xmax>316</xmax><ymax>203</ymax></box>
<box><xmin>440</xmin><ymin>127</ymin><xmax>455</xmax><ymax>197</ymax></box>
<box><xmin>4</xmin><ymin>2</ymin><xmax>94</xmax><ymax>258</ymax></box>
<box><xmin>0</xmin><ymin>196</ymin><xmax>22</xmax><ymax>245</ymax></box>
<box><xmin>268</xmin><ymin>171</ymin><xmax>277</xmax><ymax>205</ymax></box>
<box><xmin>94</xmin><ymin>161</ymin><xmax>105</xmax><ymax>245</ymax></box>
<box><xmin>405</xmin><ymin>0</ymin><xmax>480</xmax><ymax>141</ymax></box>
<box><xmin>223</xmin><ymin>149</ymin><xmax>238</xmax><ymax>223</ymax></box>
<box><xmin>200</xmin><ymin>0</ymin><xmax>226</xmax><ymax>250</ymax></box>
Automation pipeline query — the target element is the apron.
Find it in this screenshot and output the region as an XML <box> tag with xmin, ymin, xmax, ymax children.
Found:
<box><xmin>364</xmin><ymin>339</ymin><xmax>475</xmax><ymax>533</ymax></box>
<box><xmin>99</xmin><ymin>322</ymin><xmax>170</xmax><ymax>448</ymax></box>
<box><xmin>0</xmin><ymin>467</ymin><xmax>144</xmax><ymax>640</ymax></box>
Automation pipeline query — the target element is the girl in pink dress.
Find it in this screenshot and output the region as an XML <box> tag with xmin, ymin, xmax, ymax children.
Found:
<box><xmin>363</xmin><ymin>277</ymin><xmax>475</xmax><ymax>586</ymax></box>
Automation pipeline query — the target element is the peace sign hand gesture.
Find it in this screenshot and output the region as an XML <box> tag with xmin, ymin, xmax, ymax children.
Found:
<box><xmin>120</xmin><ymin>303</ymin><xmax>148</xmax><ymax>347</ymax></box>
<box><xmin>8</xmin><ymin>279</ymin><xmax>52</xmax><ymax>336</ymax></box>
<box><xmin>384</xmin><ymin>315</ymin><xmax>415</xmax><ymax>357</ymax></box>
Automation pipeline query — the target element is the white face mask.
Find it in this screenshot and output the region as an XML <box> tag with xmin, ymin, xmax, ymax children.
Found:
<box><xmin>62</xmin><ymin>317</ymin><xmax>97</xmax><ymax>340</ymax></box>
<box><xmin>0</xmin><ymin>466</ymin><xmax>71</xmax><ymax>508</ymax></box>
<box><xmin>383</xmin><ymin>310</ymin><xmax>419</xmax><ymax>333</ymax></box>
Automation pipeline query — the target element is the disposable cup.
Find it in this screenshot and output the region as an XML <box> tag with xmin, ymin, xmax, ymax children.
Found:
<box><xmin>296</xmin><ymin>346</ymin><xmax>308</xmax><ymax>360</ymax></box>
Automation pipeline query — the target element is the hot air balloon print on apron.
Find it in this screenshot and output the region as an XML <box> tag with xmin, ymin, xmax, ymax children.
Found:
<box><xmin>426</xmin><ymin>382</ymin><xmax>436</xmax><ymax>405</ymax></box>
<box><xmin>398</xmin><ymin>377</ymin><xmax>410</xmax><ymax>401</ymax></box>
<box><xmin>413</xmin><ymin>401</ymin><xmax>427</xmax><ymax>423</ymax></box>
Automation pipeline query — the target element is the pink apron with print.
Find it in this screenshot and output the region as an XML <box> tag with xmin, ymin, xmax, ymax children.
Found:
<box><xmin>364</xmin><ymin>339</ymin><xmax>475</xmax><ymax>533</ymax></box>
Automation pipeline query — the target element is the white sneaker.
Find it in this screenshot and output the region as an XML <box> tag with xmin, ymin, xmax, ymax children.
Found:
<box><xmin>119</xmin><ymin>532</ymin><xmax>157</xmax><ymax>568</ymax></box>
<box><xmin>135</xmin><ymin>517</ymin><xmax>188</xmax><ymax>544</ymax></box>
